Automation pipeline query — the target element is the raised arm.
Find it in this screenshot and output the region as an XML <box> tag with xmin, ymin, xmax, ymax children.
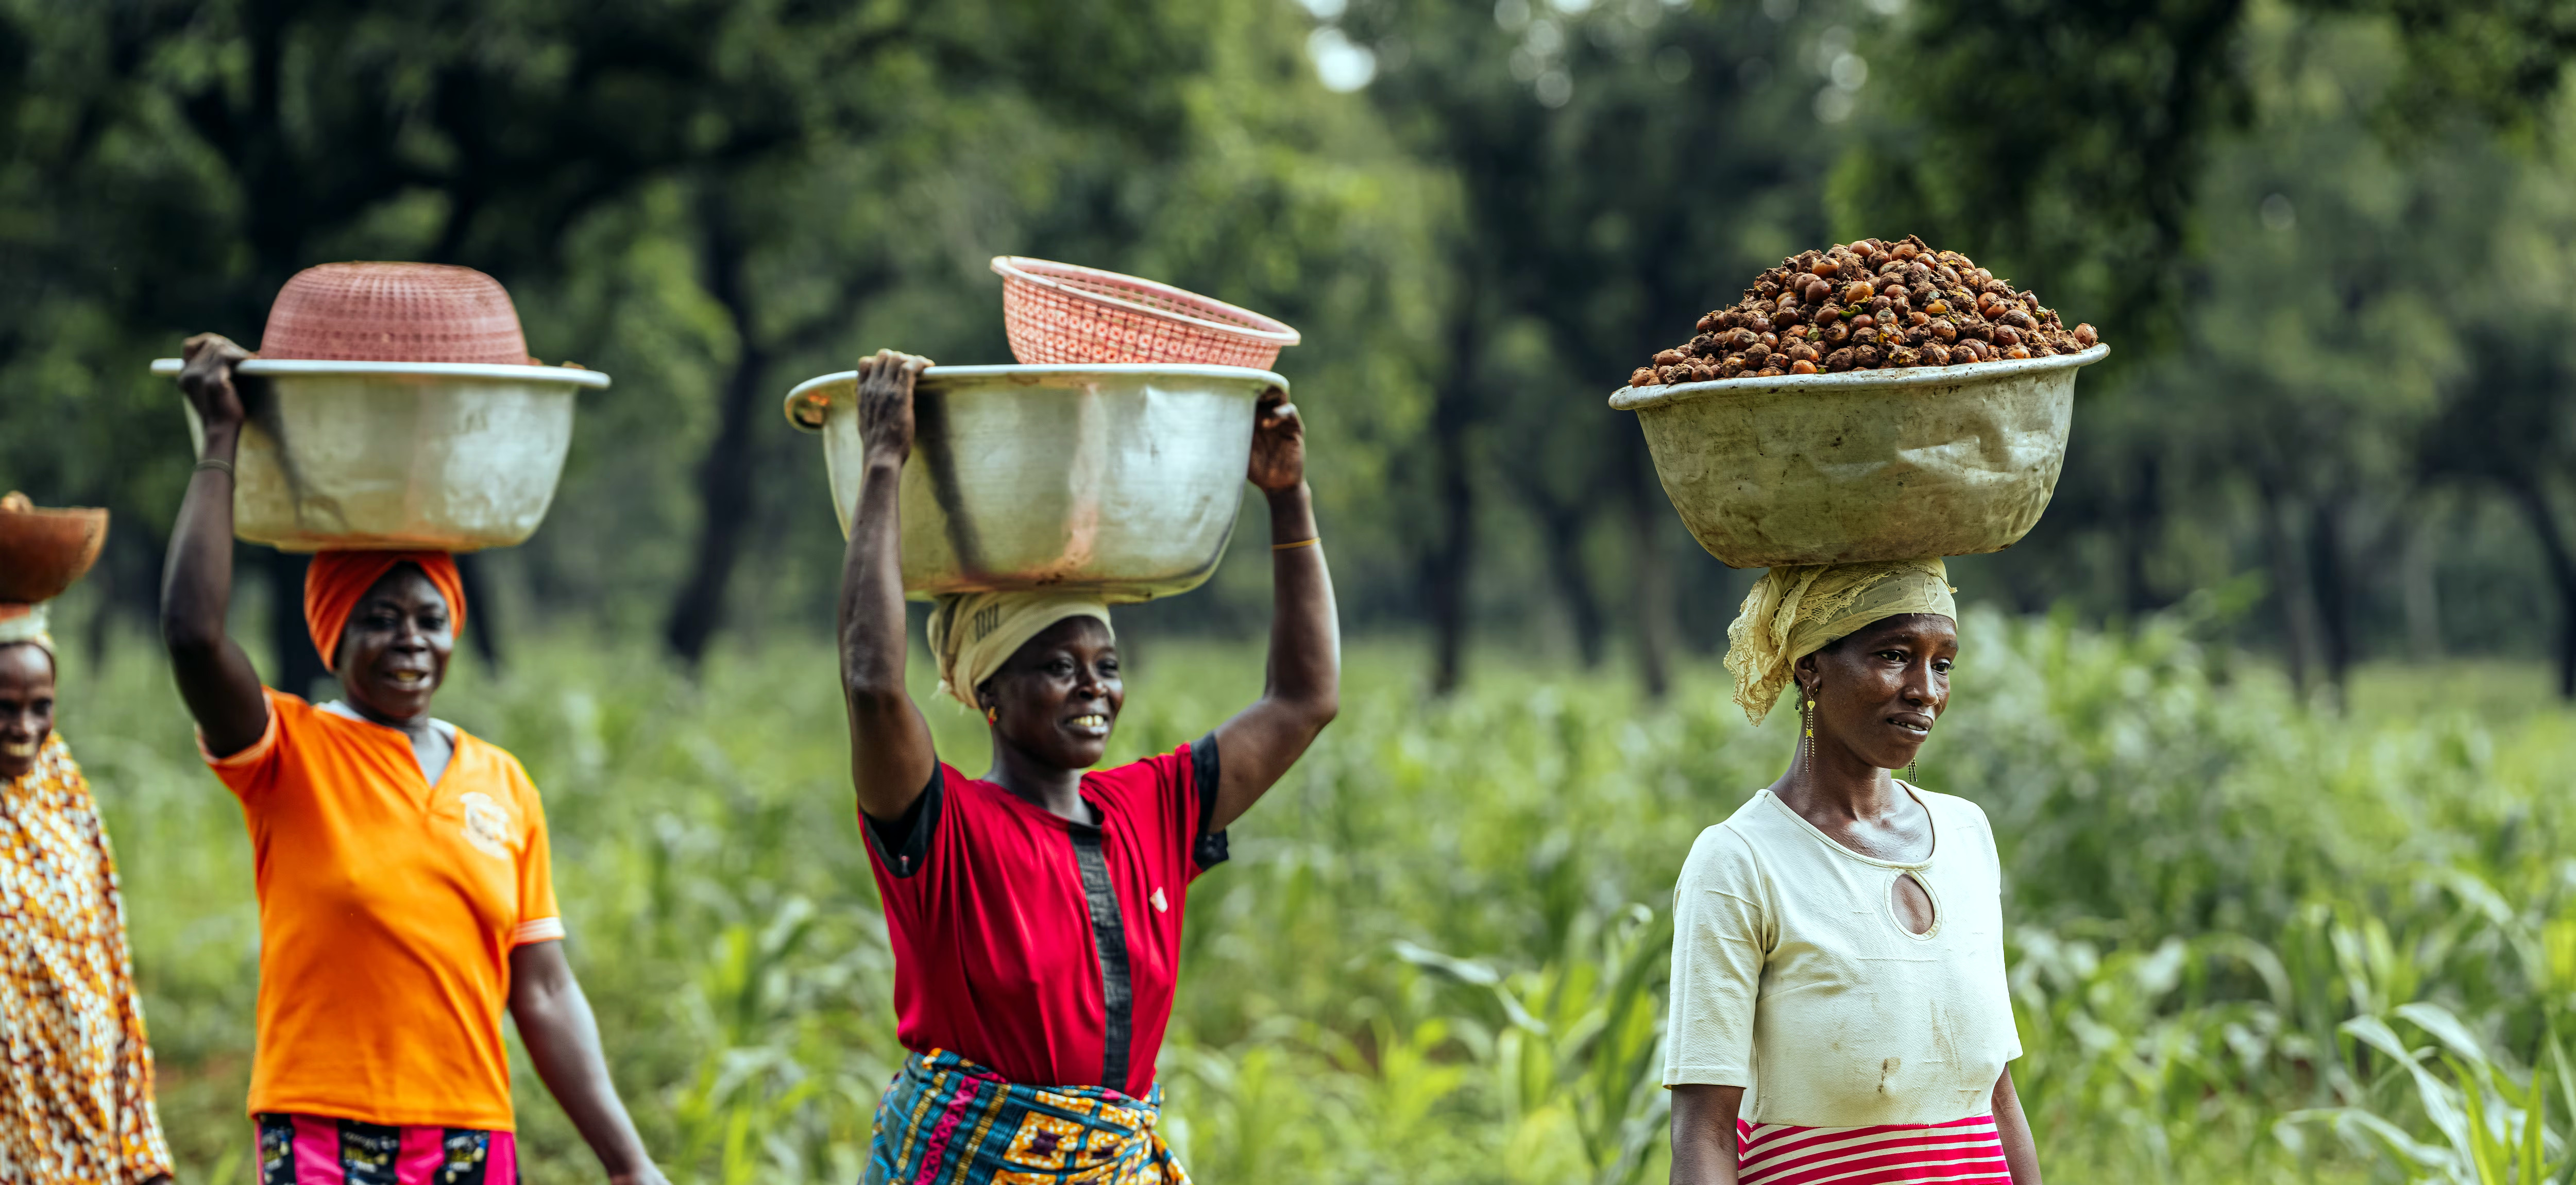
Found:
<box><xmin>838</xmin><ymin>349</ymin><xmax>939</xmax><ymax>822</ymax></box>
<box><xmin>160</xmin><ymin>333</ymin><xmax>271</xmax><ymax>756</ymax></box>
<box><xmin>1207</xmin><ymin>389</ymin><xmax>1340</xmax><ymax>831</ymax></box>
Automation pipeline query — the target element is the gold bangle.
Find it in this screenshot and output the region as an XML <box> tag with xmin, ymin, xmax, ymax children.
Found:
<box><xmin>194</xmin><ymin>458</ymin><xmax>234</xmax><ymax>478</ymax></box>
<box><xmin>1271</xmin><ymin>536</ymin><xmax>1320</xmax><ymax>551</ymax></box>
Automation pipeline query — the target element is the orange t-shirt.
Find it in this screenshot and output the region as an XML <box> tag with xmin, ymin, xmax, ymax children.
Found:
<box><xmin>202</xmin><ymin>690</ymin><xmax>562</xmax><ymax>1130</ymax></box>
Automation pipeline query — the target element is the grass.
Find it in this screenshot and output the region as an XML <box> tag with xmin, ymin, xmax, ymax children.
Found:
<box><xmin>48</xmin><ymin>609</ymin><xmax>2576</xmax><ymax>1183</ymax></box>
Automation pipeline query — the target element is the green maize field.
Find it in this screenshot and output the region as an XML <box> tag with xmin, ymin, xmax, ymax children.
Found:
<box><xmin>52</xmin><ymin>607</ymin><xmax>2576</xmax><ymax>1183</ymax></box>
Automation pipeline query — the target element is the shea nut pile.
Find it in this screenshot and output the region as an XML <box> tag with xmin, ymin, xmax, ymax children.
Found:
<box><xmin>1628</xmin><ymin>235</ymin><xmax>2100</xmax><ymax>387</ymax></box>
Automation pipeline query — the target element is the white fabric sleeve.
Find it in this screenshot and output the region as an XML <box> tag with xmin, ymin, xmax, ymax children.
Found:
<box><xmin>1662</xmin><ymin>824</ymin><xmax>1771</xmax><ymax>1088</ymax></box>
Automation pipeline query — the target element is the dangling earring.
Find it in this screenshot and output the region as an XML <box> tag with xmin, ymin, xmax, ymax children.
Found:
<box><xmin>1906</xmin><ymin>756</ymin><xmax>1918</xmax><ymax>787</ymax></box>
<box><xmin>985</xmin><ymin>706</ymin><xmax>998</xmax><ymax>725</ymax></box>
<box><xmin>1801</xmin><ymin>688</ymin><xmax>1817</xmax><ymax>778</ymax></box>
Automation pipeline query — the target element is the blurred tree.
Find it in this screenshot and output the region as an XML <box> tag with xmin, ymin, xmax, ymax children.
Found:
<box><xmin>2100</xmin><ymin>12</ymin><xmax>2501</xmax><ymax>695</ymax></box>
<box><xmin>1337</xmin><ymin>0</ymin><xmax>1844</xmax><ymax>695</ymax></box>
<box><xmin>653</xmin><ymin>1</ymin><xmax>1249</xmax><ymax>666</ymax></box>
<box><xmin>8</xmin><ymin>0</ymin><xmax>2575</xmax><ymax>692</ymax></box>
<box><xmin>1841</xmin><ymin>0</ymin><xmax>2573</xmax><ymax>349</ymax></box>
<box><xmin>1835</xmin><ymin>0</ymin><xmax>2576</xmax><ymax>683</ymax></box>
<box><xmin>2417</xmin><ymin>112</ymin><xmax>2576</xmax><ymax>697</ymax></box>
<box><xmin>653</xmin><ymin>0</ymin><xmax>1445</xmax><ymax>663</ymax></box>
<box><xmin>0</xmin><ymin>0</ymin><xmax>1442</xmax><ymax>671</ymax></box>
<box><xmin>2422</xmin><ymin>330</ymin><xmax>2576</xmax><ymax>697</ymax></box>
<box><xmin>0</xmin><ymin>0</ymin><xmax>891</xmax><ymax>688</ymax></box>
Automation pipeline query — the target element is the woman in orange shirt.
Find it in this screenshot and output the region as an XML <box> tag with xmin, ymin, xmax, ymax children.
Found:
<box><xmin>162</xmin><ymin>334</ymin><xmax>667</xmax><ymax>1184</ymax></box>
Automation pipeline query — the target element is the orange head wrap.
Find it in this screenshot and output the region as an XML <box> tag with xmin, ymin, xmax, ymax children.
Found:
<box><xmin>304</xmin><ymin>551</ymin><xmax>466</xmax><ymax>669</ymax></box>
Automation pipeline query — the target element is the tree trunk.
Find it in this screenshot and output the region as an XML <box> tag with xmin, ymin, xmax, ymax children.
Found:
<box><xmin>2400</xmin><ymin>512</ymin><xmax>2443</xmax><ymax>663</ymax></box>
<box><xmin>1425</xmin><ymin>292</ymin><xmax>1480</xmax><ymax>696</ymax></box>
<box><xmin>1531</xmin><ymin>492</ymin><xmax>1605</xmax><ymax>666</ymax></box>
<box><xmin>2123</xmin><ymin>452</ymin><xmax>2163</xmax><ymax>616</ymax></box>
<box><xmin>2253</xmin><ymin>476</ymin><xmax>2317</xmax><ymax>696</ymax></box>
<box><xmin>663</xmin><ymin>188</ymin><xmax>769</xmax><ymax>669</ymax></box>
<box><xmin>454</xmin><ymin>551</ymin><xmax>503</xmax><ymax>671</ymax></box>
<box><xmin>1622</xmin><ymin>431</ymin><xmax>1673</xmax><ymax>701</ymax></box>
<box><xmin>2505</xmin><ymin>477</ymin><xmax>2576</xmax><ymax>699</ymax></box>
<box><xmin>2307</xmin><ymin>498</ymin><xmax>2353</xmax><ymax>695</ymax></box>
<box><xmin>82</xmin><ymin>546</ymin><xmax>115</xmax><ymax>668</ymax></box>
<box><xmin>265</xmin><ymin>550</ymin><xmax>330</xmax><ymax>699</ymax></box>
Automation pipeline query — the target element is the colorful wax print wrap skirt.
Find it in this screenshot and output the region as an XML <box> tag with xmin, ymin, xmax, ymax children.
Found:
<box><xmin>1735</xmin><ymin>1114</ymin><xmax>2011</xmax><ymax>1184</ymax></box>
<box><xmin>258</xmin><ymin>1113</ymin><xmax>516</xmax><ymax>1185</ymax></box>
<box><xmin>867</xmin><ymin>1048</ymin><xmax>1189</xmax><ymax>1185</ymax></box>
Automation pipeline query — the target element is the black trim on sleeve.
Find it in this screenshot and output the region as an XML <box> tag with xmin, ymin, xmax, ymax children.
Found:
<box><xmin>1067</xmin><ymin>822</ymin><xmax>1134</xmax><ymax>1091</ymax></box>
<box><xmin>1190</xmin><ymin>731</ymin><xmax>1229</xmax><ymax>871</ymax></box>
<box><xmin>862</xmin><ymin>760</ymin><xmax>943</xmax><ymax>879</ymax></box>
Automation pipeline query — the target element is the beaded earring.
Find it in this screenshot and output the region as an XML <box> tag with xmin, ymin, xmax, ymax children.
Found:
<box><xmin>985</xmin><ymin>706</ymin><xmax>998</xmax><ymax>725</ymax></box>
<box><xmin>1801</xmin><ymin>687</ymin><xmax>1817</xmax><ymax>778</ymax></box>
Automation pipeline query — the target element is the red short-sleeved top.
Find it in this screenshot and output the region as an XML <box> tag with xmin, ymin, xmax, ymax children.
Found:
<box><xmin>861</xmin><ymin>737</ymin><xmax>1226</xmax><ymax>1099</ymax></box>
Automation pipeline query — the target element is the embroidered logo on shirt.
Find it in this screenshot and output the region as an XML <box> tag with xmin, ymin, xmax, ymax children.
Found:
<box><xmin>459</xmin><ymin>792</ymin><xmax>512</xmax><ymax>859</ymax></box>
<box><xmin>1149</xmin><ymin>886</ymin><xmax>1168</xmax><ymax>913</ymax></box>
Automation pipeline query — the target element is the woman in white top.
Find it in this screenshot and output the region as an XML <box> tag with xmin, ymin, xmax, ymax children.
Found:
<box><xmin>1666</xmin><ymin>559</ymin><xmax>2041</xmax><ymax>1185</ymax></box>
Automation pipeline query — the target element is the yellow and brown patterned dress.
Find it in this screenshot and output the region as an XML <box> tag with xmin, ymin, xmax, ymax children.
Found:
<box><xmin>0</xmin><ymin>733</ymin><xmax>174</xmax><ymax>1183</ymax></box>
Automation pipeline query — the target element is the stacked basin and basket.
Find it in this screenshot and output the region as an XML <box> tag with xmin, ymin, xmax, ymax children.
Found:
<box><xmin>785</xmin><ymin>258</ymin><xmax>1300</xmax><ymax>602</ymax></box>
<box><xmin>151</xmin><ymin>262</ymin><xmax>609</xmax><ymax>553</ymax></box>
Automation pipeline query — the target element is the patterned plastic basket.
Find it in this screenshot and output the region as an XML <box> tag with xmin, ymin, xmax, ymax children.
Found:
<box><xmin>259</xmin><ymin>262</ymin><xmax>531</xmax><ymax>364</ymax></box>
<box><xmin>991</xmin><ymin>257</ymin><xmax>1298</xmax><ymax>370</ymax></box>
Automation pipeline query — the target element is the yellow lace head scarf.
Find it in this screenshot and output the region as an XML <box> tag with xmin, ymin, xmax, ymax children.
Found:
<box><xmin>924</xmin><ymin>591</ymin><xmax>1114</xmax><ymax>710</ymax></box>
<box><xmin>1723</xmin><ymin>558</ymin><xmax>1956</xmax><ymax>725</ymax></box>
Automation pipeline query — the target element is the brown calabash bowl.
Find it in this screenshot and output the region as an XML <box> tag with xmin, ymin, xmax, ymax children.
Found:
<box><xmin>0</xmin><ymin>502</ymin><xmax>109</xmax><ymax>604</ymax></box>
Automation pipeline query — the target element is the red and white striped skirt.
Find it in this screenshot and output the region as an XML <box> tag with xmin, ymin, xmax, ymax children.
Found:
<box><xmin>1735</xmin><ymin>1113</ymin><xmax>2012</xmax><ymax>1184</ymax></box>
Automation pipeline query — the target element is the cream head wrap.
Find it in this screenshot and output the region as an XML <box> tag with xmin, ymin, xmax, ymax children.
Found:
<box><xmin>1723</xmin><ymin>558</ymin><xmax>1956</xmax><ymax>725</ymax></box>
<box><xmin>0</xmin><ymin>603</ymin><xmax>52</xmax><ymax>658</ymax></box>
<box><xmin>925</xmin><ymin>591</ymin><xmax>1115</xmax><ymax>710</ymax></box>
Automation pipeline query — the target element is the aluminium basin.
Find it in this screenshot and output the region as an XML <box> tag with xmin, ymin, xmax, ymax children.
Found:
<box><xmin>153</xmin><ymin>358</ymin><xmax>609</xmax><ymax>552</ymax></box>
<box><xmin>785</xmin><ymin>363</ymin><xmax>1282</xmax><ymax>602</ymax></box>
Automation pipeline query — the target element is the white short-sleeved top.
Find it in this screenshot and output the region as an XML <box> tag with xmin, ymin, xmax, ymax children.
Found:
<box><xmin>1660</xmin><ymin>785</ymin><xmax>2022</xmax><ymax>1127</ymax></box>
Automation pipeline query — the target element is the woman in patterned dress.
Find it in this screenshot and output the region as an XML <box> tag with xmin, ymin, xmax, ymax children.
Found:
<box><xmin>0</xmin><ymin>601</ymin><xmax>176</xmax><ymax>1185</ymax></box>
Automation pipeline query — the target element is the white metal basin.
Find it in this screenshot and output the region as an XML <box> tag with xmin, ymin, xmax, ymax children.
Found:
<box><xmin>152</xmin><ymin>358</ymin><xmax>609</xmax><ymax>552</ymax></box>
<box><xmin>785</xmin><ymin>364</ymin><xmax>1282</xmax><ymax>602</ymax></box>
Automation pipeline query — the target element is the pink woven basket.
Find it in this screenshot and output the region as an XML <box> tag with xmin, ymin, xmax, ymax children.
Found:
<box><xmin>260</xmin><ymin>262</ymin><xmax>531</xmax><ymax>365</ymax></box>
<box><xmin>991</xmin><ymin>257</ymin><xmax>1298</xmax><ymax>370</ymax></box>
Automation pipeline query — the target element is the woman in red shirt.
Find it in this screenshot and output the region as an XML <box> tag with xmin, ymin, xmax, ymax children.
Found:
<box><xmin>837</xmin><ymin>350</ymin><xmax>1340</xmax><ymax>1183</ymax></box>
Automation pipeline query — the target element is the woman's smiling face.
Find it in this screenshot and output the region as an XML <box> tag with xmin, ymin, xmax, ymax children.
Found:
<box><xmin>980</xmin><ymin>616</ymin><xmax>1124</xmax><ymax>771</ymax></box>
<box><xmin>333</xmin><ymin>564</ymin><xmax>454</xmax><ymax>723</ymax></box>
<box><xmin>0</xmin><ymin>642</ymin><xmax>56</xmax><ymax>781</ymax></box>
<box><xmin>1798</xmin><ymin>613</ymin><xmax>1957</xmax><ymax>771</ymax></box>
